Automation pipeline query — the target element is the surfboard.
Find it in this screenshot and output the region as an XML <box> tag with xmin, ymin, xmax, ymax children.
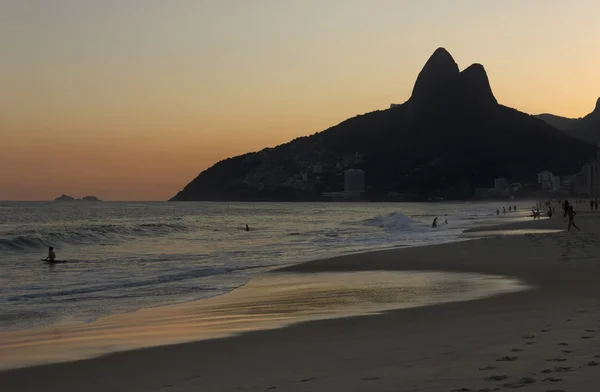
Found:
<box><xmin>41</xmin><ymin>259</ymin><xmax>68</xmax><ymax>264</ymax></box>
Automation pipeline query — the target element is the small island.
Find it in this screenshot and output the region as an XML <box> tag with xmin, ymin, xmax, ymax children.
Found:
<box><xmin>54</xmin><ymin>194</ymin><xmax>102</xmax><ymax>201</ymax></box>
<box><xmin>55</xmin><ymin>194</ymin><xmax>75</xmax><ymax>201</ymax></box>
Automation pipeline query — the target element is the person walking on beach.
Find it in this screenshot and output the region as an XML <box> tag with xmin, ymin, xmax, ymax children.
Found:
<box><xmin>567</xmin><ymin>206</ymin><xmax>580</xmax><ymax>232</ymax></box>
<box><xmin>496</xmin><ymin>209</ymin><xmax>500</xmax><ymax>216</ymax></box>
<box><xmin>432</xmin><ymin>217</ymin><xmax>438</xmax><ymax>228</ymax></box>
<box><xmin>503</xmin><ymin>207</ymin><xmax>506</xmax><ymax>214</ymax></box>
<box><xmin>547</xmin><ymin>206</ymin><xmax>553</xmax><ymax>218</ymax></box>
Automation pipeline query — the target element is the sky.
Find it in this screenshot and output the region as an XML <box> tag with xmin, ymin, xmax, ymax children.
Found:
<box><xmin>1</xmin><ymin>0</ymin><xmax>599</xmax><ymax>201</ymax></box>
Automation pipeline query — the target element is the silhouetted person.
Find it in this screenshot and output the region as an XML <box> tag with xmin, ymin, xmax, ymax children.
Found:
<box><xmin>591</xmin><ymin>199</ymin><xmax>594</xmax><ymax>210</ymax></box>
<box><xmin>596</xmin><ymin>198</ymin><xmax>599</xmax><ymax>210</ymax></box>
<box><xmin>496</xmin><ymin>209</ymin><xmax>500</xmax><ymax>216</ymax></box>
<box><xmin>432</xmin><ymin>217</ymin><xmax>438</xmax><ymax>228</ymax></box>
<box><xmin>509</xmin><ymin>206</ymin><xmax>512</xmax><ymax>212</ymax></box>
<box><xmin>548</xmin><ymin>206</ymin><xmax>553</xmax><ymax>218</ymax></box>
<box><xmin>514</xmin><ymin>205</ymin><xmax>517</xmax><ymax>211</ymax></box>
<box><xmin>567</xmin><ymin>206</ymin><xmax>580</xmax><ymax>232</ymax></box>
<box><xmin>503</xmin><ymin>207</ymin><xmax>506</xmax><ymax>214</ymax></box>
<box><xmin>444</xmin><ymin>219</ymin><xmax>448</xmax><ymax>225</ymax></box>
<box><xmin>563</xmin><ymin>200</ymin><xmax>570</xmax><ymax>217</ymax></box>
<box><xmin>245</xmin><ymin>224</ymin><xmax>250</xmax><ymax>232</ymax></box>
<box><xmin>44</xmin><ymin>247</ymin><xmax>56</xmax><ymax>261</ymax></box>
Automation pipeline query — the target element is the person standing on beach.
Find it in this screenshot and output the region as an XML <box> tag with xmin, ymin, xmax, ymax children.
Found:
<box><xmin>496</xmin><ymin>209</ymin><xmax>500</xmax><ymax>215</ymax></box>
<box><xmin>432</xmin><ymin>217</ymin><xmax>438</xmax><ymax>228</ymax></box>
<box><xmin>563</xmin><ymin>200</ymin><xmax>570</xmax><ymax>217</ymax></box>
<box><xmin>567</xmin><ymin>206</ymin><xmax>580</xmax><ymax>232</ymax></box>
<box><xmin>503</xmin><ymin>207</ymin><xmax>506</xmax><ymax>214</ymax></box>
<box><xmin>595</xmin><ymin>198</ymin><xmax>599</xmax><ymax>210</ymax></box>
<box><xmin>548</xmin><ymin>206</ymin><xmax>553</xmax><ymax>218</ymax></box>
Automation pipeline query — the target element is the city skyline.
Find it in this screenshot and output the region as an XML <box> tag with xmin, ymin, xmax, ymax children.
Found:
<box><xmin>2</xmin><ymin>1</ymin><xmax>600</xmax><ymax>200</ymax></box>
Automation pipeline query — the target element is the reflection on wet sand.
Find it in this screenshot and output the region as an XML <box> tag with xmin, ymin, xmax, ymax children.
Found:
<box><xmin>0</xmin><ymin>271</ymin><xmax>526</xmax><ymax>369</ymax></box>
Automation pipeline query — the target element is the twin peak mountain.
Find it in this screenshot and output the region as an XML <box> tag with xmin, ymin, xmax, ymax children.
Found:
<box><xmin>171</xmin><ymin>48</ymin><xmax>594</xmax><ymax>201</ymax></box>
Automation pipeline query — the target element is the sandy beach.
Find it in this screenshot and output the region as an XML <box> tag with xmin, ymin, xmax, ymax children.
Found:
<box><xmin>3</xmin><ymin>211</ymin><xmax>600</xmax><ymax>391</ymax></box>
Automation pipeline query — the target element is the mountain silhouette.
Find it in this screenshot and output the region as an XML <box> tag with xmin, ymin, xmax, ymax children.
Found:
<box><xmin>536</xmin><ymin>98</ymin><xmax>600</xmax><ymax>144</ymax></box>
<box><xmin>171</xmin><ymin>48</ymin><xmax>594</xmax><ymax>201</ymax></box>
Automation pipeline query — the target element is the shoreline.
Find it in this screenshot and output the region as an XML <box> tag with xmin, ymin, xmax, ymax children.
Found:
<box><xmin>2</xmin><ymin>213</ymin><xmax>600</xmax><ymax>391</ymax></box>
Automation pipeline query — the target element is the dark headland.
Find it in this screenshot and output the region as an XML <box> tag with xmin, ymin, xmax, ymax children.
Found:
<box><xmin>536</xmin><ymin>97</ymin><xmax>600</xmax><ymax>144</ymax></box>
<box><xmin>171</xmin><ymin>48</ymin><xmax>594</xmax><ymax>202</ymax></box>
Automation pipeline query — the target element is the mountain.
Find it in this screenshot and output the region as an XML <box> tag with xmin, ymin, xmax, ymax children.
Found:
<box><xmin>535</xmin><ymin>98</ymin><xmax>600</xmax><ymax>144</ymax></box>
<box><xmin>171</xmin><ymin>48</ymin><xmax>594</xmax><ymax>201</ymax></box>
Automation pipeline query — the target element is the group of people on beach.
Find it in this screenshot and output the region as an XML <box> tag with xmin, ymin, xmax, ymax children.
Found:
<box><xmin>496</xmin><ymin>205</ymin><xmax>517</xmax><ymax>215</ymax></box>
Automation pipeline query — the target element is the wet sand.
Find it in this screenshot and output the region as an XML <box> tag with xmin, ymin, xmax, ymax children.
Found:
<box><xmin>3</xmin><ymin>211</ymin><xmax>600</xmax><ymax>391</ymax></box>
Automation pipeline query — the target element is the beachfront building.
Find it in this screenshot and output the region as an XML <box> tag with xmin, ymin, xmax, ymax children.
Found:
<box><xmin>537</xmin><ymin>171</ymin><xmax>560</xmax><ymax>192</ymax></box>
<box><xmin>344</xmin><ymin>169</ymin><xmax>365</xmax><ymax>196</ymax></box>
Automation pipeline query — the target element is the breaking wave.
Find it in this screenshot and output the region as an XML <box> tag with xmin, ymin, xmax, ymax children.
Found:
<box><xmin>362</xmin><ymin>212</ymin><xmax>427</xmax><ymax>232</ymax></box>
<box><xmin>0</xmin><ymin>222</ymin><xmax>191</xmax><ymax>252</ymax></box>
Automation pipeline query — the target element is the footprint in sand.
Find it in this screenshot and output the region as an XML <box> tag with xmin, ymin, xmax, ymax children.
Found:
<box><xmin>484</xmin><ymin>375</ymin><xmax>508</xmax><ymax>381</ymax></box>
<box><xmin>541</xmin><ymin>367</ymin><xmax>573</xmax><ymax>374</ymax></box>
<box><xmin>561</xmin><ymin>350</ymin><xmax>573</xmax><ymax>354</ymax></box>
<box><xmin>526</xmin><ymin>341</ymin><xmax>536</xmax><ymax>345</ymax></box>
<box><xmin>581</xmin><ymin>336</ymin><xmax>594</xmax><ymax>339</ymax></box>
<box><xmin>547</xmin><ymin>358</ymin><xmax>567</xmax><ymax>363</ymax></box>
<box><xmin>541</xmin><ymin>329</ymin><xmax>550</xmax><ymax>332</ymax></box>
<box><xmin>519</xmin><ymin>377</ymin><xmax>536</xmax><ymax>384</ymax></box>
<box><xmin>586</xmin><ymin>360</ymin><xmax>599</xmax><ymax>367</ymax></box>
<box><xmin>300</xmin><ymin>377</ymin><xmax>315</xmax><ymax>383</ymax></box>
<box><xmin>558</xmin><ymin>342</ymin><xmax>569</xmax><ymax>346</ymax></box>
<box><xmin>497</xmin><ymin>356</ymin><xmax>518</xmax><ymax>362</ymax></box>
<box><xmin>362</xmin><ymin>376</ymin><xmax>381</xmax><ymax>381</ymax></box>
<box><xmin>522</xmin><ymin>335</ymin><xmax>536</xmax><ymax>340</ymax></box>
<box><xmin>585</xmin><ymin>329</ymin><xmax>596</xmax><ymax>333</ymax></box>
<box><xmin>511</xmin><ymin>348</ymin><xmax>524</xmax><ymax>352</ymax></box>
<box><xmin>543</xmin><ymin>377</ymin><xmax>563</xmax><ymax>382</ymax></box>
<box><xmin>450</xmin><ymin>388</ymin><xmax>471</xmax><ymax>392</ymax></box>
<box><xmin>479</xmin><ymin>366</ymin><xmax>496</xmax><ymax>371</ymax></box>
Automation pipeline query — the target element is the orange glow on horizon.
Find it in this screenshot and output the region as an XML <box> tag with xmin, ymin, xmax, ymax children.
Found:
<box><xmin>2</xmin><ymin>1</ymin><xmax>599</xmax><ymax>200</ymax></box>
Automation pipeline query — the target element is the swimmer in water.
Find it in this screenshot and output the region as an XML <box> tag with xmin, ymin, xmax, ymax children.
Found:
<box><xmin>245</xmin><ymin>224</ymin><xmax>250</xmax><ymax>232</ymax></box>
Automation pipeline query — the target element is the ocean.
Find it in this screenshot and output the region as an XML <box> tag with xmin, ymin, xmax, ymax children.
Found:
<box><xmin>0</xmin><ymin>201</ymin><xmax>531</xmax><ymax>332</ymax></box>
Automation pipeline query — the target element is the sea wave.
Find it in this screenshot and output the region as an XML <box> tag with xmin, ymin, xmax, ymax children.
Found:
<box><xmin>362</xmin><ymin>211</ymin><xmax>428</xmax><ymax>232</ymax></box>
<box><xmin>0</xmin><ymin>222</ymin><xmax>191</xmax><ymax>252</ymax></box>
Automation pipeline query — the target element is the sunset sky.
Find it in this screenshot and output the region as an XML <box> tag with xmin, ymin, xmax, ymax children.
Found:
<box><xmin>1</xmin><ymin>0</ymin><xmax>599</xmax><ymax>201</ymax></box>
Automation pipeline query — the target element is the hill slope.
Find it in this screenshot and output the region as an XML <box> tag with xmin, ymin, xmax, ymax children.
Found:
<box><xmin>171</xmin><ymin>48</ymin><xmax>594</xmax><ymax>201</ymax></box>
<box><xmin>535</xmin><ymin>98</ymin><xmax>600</xmax><ymax>144</ymax></box>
